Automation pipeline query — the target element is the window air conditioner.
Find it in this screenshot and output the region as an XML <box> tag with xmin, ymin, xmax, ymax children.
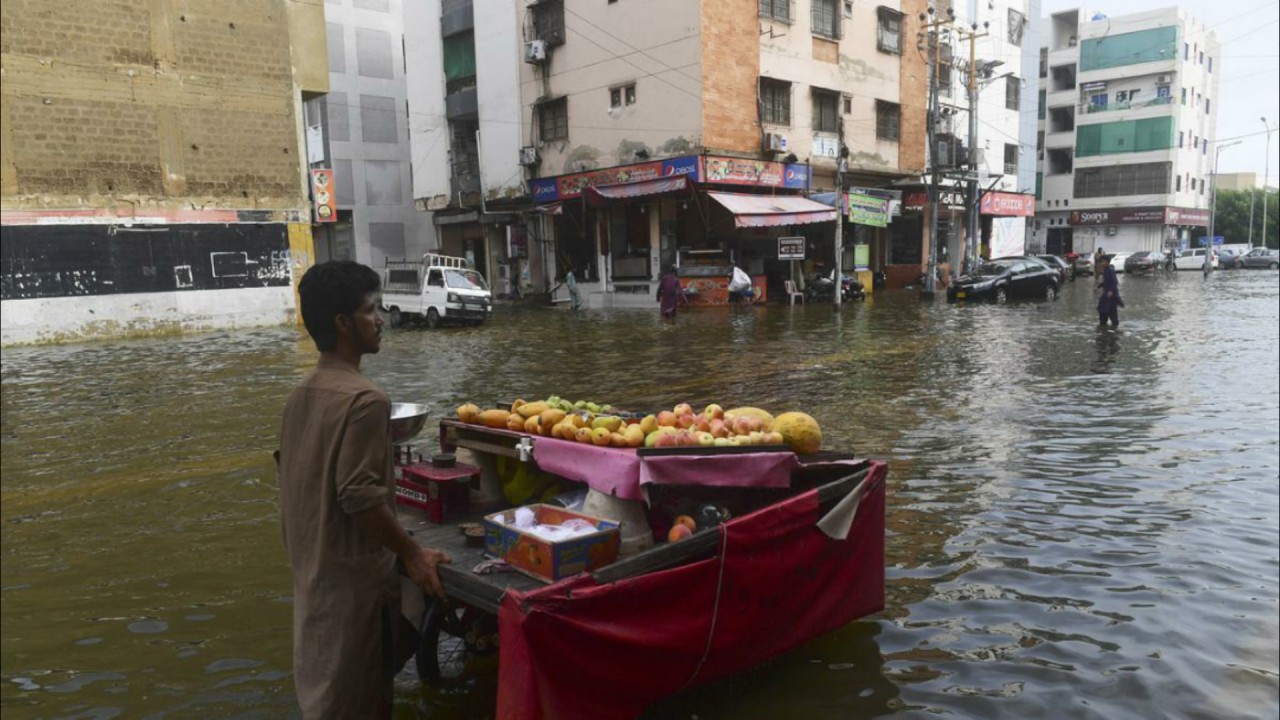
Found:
<box><xmin>524</xmin><ymin>40</ymin><xmax>547</xmax><ymax>64</ymax></box>
<box><xmin>1157</xmin><ymin>75</ymin><xmax>1170</xmax><ymax>84</ymax></box>
<box><xmin>1106</xmin><ymin>226</ymin><xmax>1117</xmax><ymax>236</ymax></box>
<box><xmin>763</xmin><ymin>132</ymin><xmax>789</xmax><ymax>153</ymax></box>
<box><xmin>519</xmin><ymin>146</ymin><xmax>541</xmax><ymax>167</ymax></box>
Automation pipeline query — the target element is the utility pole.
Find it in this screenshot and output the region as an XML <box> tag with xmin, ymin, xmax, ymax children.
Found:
<box><xmin>834</xmin><ymin>126</ymin><xmax>846</xmax><ymax>307</ymax></box>
<box><xmin>1262</xmin><ymin>117</ymin><xmax>1273</xmax><ymax>249</ymax></box>
<box><xmin>921</xmin><ymin>6</ymin><xmax>952</xmax><ymax>299</ymax></box>
<box><xmin>958</xmin><ymin>22</ymin><xmax>989</xmax><ymax>280</ymax></box>
<box><xmin>1207</xmin><ymin>140</ymin><xmax>1243</xmax><ymax>277</ymax></box>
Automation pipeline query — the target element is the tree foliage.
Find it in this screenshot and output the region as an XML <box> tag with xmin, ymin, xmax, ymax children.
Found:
<box><xmin>1195</xmin><ymin>189</ymin><xmax>1280</xmax><ymax>248</ymax></box>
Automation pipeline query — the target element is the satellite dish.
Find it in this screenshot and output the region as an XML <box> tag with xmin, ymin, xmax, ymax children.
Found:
<box><xmin>1091</xmin><ymin>12</ymin><xmax>1107</xmax><ymax>21</ymax></box>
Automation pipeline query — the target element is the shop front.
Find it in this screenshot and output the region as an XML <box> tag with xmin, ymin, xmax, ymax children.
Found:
<box><xmin>979</xmin><ymin>191</ymin><xmax>1036</xmax><ymax>260</ymax></box>
<box><xmin>528</xmin><ymin>156</ymin><xmax>832</xmax><ymax>308</ymax></box>
<box><xmin>1066</xmin><ymin>205</ymin><xmax>1209</xmax><ymax>256</ymax></box>
<box><xmin>889</xmin><ymin>188</ymin><xmax>966</xmax><ymax>289</ymax></box>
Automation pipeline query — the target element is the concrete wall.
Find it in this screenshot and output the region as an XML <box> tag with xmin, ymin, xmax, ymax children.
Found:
<box><xmin>519</xmin><ymin>0</ymin><xmax>702</xmax><ymax>175</ymax></box>
<box><xmin>899</xmin><ymin>0</ymin><xmax>929</xmax><ymax>175</ymax></box>
<box><xmin>323</xmin><ymin>0</ymin><xmax>436</xmax><ymax>267</ymax></box>
<box><xmin>1</xmin><ymin>286</ymin><xmax>295</xmax><ymax>346</ymax></box>
<box><xmin>405</xmin><ymin>0</ymin><xmax>451</xmax><ymax>208</ymax></box>
<box><xmin>475</xmin><ymin>0</ymin><xmax>525</xmax><ymax>202</ymax></box>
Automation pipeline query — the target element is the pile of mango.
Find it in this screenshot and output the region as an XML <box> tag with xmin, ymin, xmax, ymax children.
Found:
<box><xmin>455</xmin><ymin>399</ymin><xmax>823</xmax><ymax>454</ymax></box>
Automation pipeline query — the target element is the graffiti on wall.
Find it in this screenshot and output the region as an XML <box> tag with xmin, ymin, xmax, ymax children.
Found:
<box><xmin>0</xmin><ymin>224</ymin><xmax>293</xmax><ymax>300</ymax></box>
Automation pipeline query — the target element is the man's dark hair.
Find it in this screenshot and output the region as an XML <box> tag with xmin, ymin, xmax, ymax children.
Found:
<box><xmin>299</xmin><ymin>261</ymin><xmax>381</xmax><ymax>351</ymax></box>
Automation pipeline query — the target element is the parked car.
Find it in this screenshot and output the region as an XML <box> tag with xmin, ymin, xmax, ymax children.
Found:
<box><xmin>1109</xmin><ymin>252</ymin><xmax>1133</xmax><ymax>273</ymax></box>
<box><xmin>1037</xmin><ymin>255</ymin><xmax>1074</xmax><ymax>282</ymax></box>
<box><xmin>1241</xmin><ymin>247</ymin><xmax>1280</xmax><ymax>269</ymax></box>
<box><xmin>1123</xmin><ymin>251</ymin><xmax>1163</xmax><ymax>274</ymax></box>
<box><xmin>1216</xmin><ymin>249</ymin><xmax>1243</xmax><ymax>270</ymax></box>
<box><xmin>1173</xmin><ymin>248</ymin><xmax>1219</xmax><ymax>271</ymax></box>
<box><xmin>1074</xmin><ymin>255</ymin><xmax>1095</xmax><ymax>276</ymax></box>
<box><xmin>947</xmin><ymin>256</ymin><xmax>1061</xmax><ymax>304</ymax></box>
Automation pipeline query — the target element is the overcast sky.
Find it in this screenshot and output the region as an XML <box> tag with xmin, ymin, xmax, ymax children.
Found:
<box><xmin>1038</xmin><ymin>0</ymin><xmax>1280</xmax><ymax>185</ymax></box>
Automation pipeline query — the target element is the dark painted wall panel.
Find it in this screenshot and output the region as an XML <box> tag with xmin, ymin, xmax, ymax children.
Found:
<box><xmin>1</xmin><ymin>224</ymin><xmax>292</xmax><ymax>300</ymax></box>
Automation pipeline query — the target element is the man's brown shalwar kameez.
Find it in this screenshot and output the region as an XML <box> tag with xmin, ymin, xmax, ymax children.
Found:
<box><xmin>278</xmin><ymin>355</ymin><xmax>401</xmax><ymax>718</ymax></box>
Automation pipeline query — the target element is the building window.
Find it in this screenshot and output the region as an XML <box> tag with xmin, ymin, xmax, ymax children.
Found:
<box><xmin>610</xmin><ymin>83</ymin><xmax>636</xmax><ymax>109</ymax></box>
<box><xmin>1008</xmin><ymin>9</ymin><xmax>1026</xmax><ymax>46</ymax></box>
<box><xmin>538</xmin><ymin>98</ymin><xmax>568</xmax><ymax>142</ymax></box>
<box><xmin>1005</xmin><ymin>75</ymin><xmax>1020</xmax><ymax>110</ymax></box>
<box><xmin>843</xmin><ymin>94</ymin><xmax>852</xmax><ymax>114</ymax></box>
<box><xmin>1157</xmin><ymin>85</ymin><xmax>1171</xmax><ymax>99</ymax></box>
<box><xmin>1202</xmin><ymin>142</ymin><xmax>1207</xmax><ymax>156</ymax></box>
<box><xmin>1176</xmin><ymin>175</ymin><xmax>1181</xmax><ymax>192</ymax></box>
<box><xmin>1181</xmin><ymin>87</ymin><xmax>1187</xmax><ymax>105</ymax></box>
<box><xmin>1205</xmin><ymin>97</ymin><xmax>1210</xmax><ymax>115</ymax></box>
<box><xmin>877</xmin><ymin>7</ymin><xmax>902</xmax><ymax>54</ymax></box>
<box><xmin>1004</xmin><ymin>143</ymin><xmax>1019</xmax><ymax>175</ymax></box>
<box><xmin>1073</xmin><ymin>161</ymin><xmax>1172</xmax><ymax>198</ymax></box>
<box><xmin>1198</xmin><ymin>50</ymin><xmax>1204</xmax><ymax>65</ymax></box>
<box><xmin>812</xmin><ymin>89</ymin><xmax>840</xmax><ymax>133</ymax></box>
<box><xmin>1039</xmin><ymin>48</ymin><xmax>1048</xmax><ymax>77</ymax></box>
<box><xmin>811</xmin><ymin>0</ymin><xmax>839</xmax><ymax>39</ymax></box>
<box><xmin>1089</xmin><ymin>92</ymin><xmax>1107</xmax><ymax>108</ymax></box>
<box><xmin>844</xmin><ymin>1</ymin><xmax>853</xmax><ymax>18</ymax></box>
<box><xmin>1184</xmin><ymin>42</ymin><xmax>1189</xmax><ymax>60</ymax></box>
<box><xmin>1179</xmin><ymin>131</ymin><xmax>1184</xmax><ymax>148</ymax></box>
<box><xmin>761</xmin><ymin>78</ymin><xmax>791</xmax><ymax>125</ymax></box>
<box><xmin>759</xmin><ymin>0</ymin><xmax>791</xmax><ymax>24</ymax></box>
<box><xmin>532</xmin><ymin>0</ymin><xmax>565</xmax><ymax>46</ymax></box>
<box><xmin>876</xmin><ymin>100</ymin><xmax>900</xmax><ymax>141</ymax></box>
<box><xmin>1038</xmin><ymin>89</ymin><xmax>1046</xmax><ymax>119</ymax></box>
<box><xmin>1208</xmin><ymin>57</ymin><xmax>1213</xmax><ymax>73</ymax></box>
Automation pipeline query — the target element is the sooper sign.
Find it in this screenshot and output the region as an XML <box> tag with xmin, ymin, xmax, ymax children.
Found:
<box><xmin>778</xmin><ymin>237</ymin><xmax>805</xmax><ymax>260</ymax></box>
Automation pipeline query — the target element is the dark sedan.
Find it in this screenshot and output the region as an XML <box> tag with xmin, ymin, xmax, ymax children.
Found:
<box><xmin>1216</xmin><ymin>249</ymin><xmax>1243</xmax><ymax>270</ymax></box>
<box><xmin>1123</xmin><ymin>251</ymin><xmax>1162</xmax><ymax>274</ymax></box>
<box><xmin>1037</xmin><ymin>255</ymin><xmax>1074</xmax><ymax>282</ymax></box>
<box><xmin>948</xmin><ymin>257</ymin><xmax>1062</xmax><ymax>304</ymax></box>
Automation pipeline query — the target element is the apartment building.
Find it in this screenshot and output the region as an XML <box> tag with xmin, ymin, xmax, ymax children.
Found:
<box><xmin>1033</xmin><ymin>7</ymin><xmax>1218</xmax><ymax>256</ymax></box>
<box><xmin>0</xmin><ymin>0</ymin><xmax>328</xmax><ymax>346</ymax></box>
<box><xmin>406</xmin><ymin>0</ymin><xmax>935</xmax><ymax>303</ymax></box>
<box><xmin>310</xmin><ymin>0</ymin><xmax>436</xmax><ymax>269</ymax></box>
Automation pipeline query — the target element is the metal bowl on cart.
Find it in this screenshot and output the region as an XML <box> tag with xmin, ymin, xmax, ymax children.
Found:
<box><xmin>391</xmin><ymin>403</ymin><xmax>430</xmax><ymax>443</ymax></box>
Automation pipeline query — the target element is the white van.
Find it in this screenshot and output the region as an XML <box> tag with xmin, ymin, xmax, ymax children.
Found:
<box><xmin>380</xmin><ymin>254</ymin><xmax>493</xmax><ymax>328</ymax></box>
<box><xmin>1173</xmin><ymin>248</ymin><xmax>1219</xmax><ymax>271</ymax></box>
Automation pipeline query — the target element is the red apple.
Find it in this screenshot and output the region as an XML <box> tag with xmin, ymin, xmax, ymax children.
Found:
<box><xmin>657</xmin><ymin>411</ymin><xmax>677</xmax><ymax>427</ymax></box>
<box><xmin>673</xmin><ymin>403</ymin><xmax>694</xmax><ymax>417</ymax></box>
<box><xmin>703</xmin><ymin>403</ymin><xmax>725</xmax><ymax>421</ymax></box>
<box><xmin>677</xmin><ymin>413</ymin><xmax>696</xmax><ymax>429</ymax></box>
<box><xmin>710</xmin><ymin>419</ymin><xmax>730</xmax><ymax>438</ymax></box>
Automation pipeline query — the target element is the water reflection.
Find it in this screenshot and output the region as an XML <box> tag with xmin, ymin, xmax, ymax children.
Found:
<box><xmin>1</xmin><ymin>272</ymin><xmax>1277</xmax><ymax>720</ymax></box>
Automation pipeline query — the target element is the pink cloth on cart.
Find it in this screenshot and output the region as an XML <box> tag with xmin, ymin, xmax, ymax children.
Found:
<box><xmin>532</xmin><ymin>436</ymin><xmax>799</xmax><ymax>501</ymax></box>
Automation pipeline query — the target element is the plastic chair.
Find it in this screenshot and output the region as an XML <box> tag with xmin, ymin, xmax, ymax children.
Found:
<box><xmin>784</xmin><ymin>280</ymin><xmax>804</xmax><ymax>306</ymax></box>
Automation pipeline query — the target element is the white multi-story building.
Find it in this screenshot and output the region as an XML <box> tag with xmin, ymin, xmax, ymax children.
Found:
<box><xmin>308</xmin><ymin>0</ymin><xmax>435</xmax><ymax>268</ymax></box>
<box><xmin>933</xmin><ymin>0</ymin><xmax>1041</xmax><ymax>264</ymax></box>
<box><xmin>1033</xmin><ymin>7</ymin><xmax>1219</xmax><ymax>256</ymax></box>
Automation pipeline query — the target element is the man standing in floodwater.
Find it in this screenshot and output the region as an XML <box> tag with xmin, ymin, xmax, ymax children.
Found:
<box><xmin>656</xmin><ymin>264</ymin><xmax>688</xmax><ymax>319</ymax></box>
<box><xmin>1096</xmin><ymin>254</ymin><xmax>1124</xmax><ymax>328</ymax></box>
<box><xmin>277</xmin><ymin>261</ymin><xmax>450</xmax><ymax>718</ymax></box>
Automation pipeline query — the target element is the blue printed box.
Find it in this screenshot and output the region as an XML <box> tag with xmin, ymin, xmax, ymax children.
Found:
<box><xmin>482</xmin><ymin>504</ymin><xmax>621</xmax><ymax>583</ymax></box>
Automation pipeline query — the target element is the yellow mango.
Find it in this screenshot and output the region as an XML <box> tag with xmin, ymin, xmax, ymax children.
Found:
<box><xmin>516</xmin><ymin>402</ymin><xmax>549</xmax><ymax>419</ymax></box>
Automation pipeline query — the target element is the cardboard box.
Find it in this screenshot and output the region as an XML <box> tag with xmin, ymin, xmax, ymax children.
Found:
<box><xmin>483</xmin><ymin>504</ymin><xmax>621</xmax><ymax>583</ymax></box>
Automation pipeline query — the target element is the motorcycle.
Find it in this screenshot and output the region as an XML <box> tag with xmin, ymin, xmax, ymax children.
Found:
<box><xmin>805</xmin><ymin>271</ymin><xmax>866</xmax><ymax>302</ymax></box>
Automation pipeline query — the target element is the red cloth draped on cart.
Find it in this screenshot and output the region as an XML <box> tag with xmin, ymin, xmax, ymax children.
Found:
<box><xmin>496</xmin><ymin>461</ymin><xmax>887</xmax><ymax>720</ymax></box>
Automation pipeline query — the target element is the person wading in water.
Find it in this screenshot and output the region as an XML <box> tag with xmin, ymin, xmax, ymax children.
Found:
<box><xmin>277</xmin><ymin>261</ymin><xmax>450</xmax><ymax>718</ymax></box>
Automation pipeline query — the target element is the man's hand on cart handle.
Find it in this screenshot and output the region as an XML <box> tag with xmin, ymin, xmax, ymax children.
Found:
<box><xmin>404</xmin><ymin>547</ymin><xmax>451</xmax><ymax>602</ymax></box>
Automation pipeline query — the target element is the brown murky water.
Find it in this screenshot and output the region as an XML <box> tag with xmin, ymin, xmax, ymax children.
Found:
<box><xmin>3</xmin><ymin>270</ymin><xmax>1278</xmax><ymax>719</ymax></box>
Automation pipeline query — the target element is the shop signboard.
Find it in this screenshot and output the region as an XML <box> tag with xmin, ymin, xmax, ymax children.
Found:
<box><xmin>529</xmin><ymin>156</ymin><xmax>701</xmax><ymax>202</ymax></box>
<box><xmin>778</xmin><ymin>236</ymin><xmax>805</xmax><ymax>260</ymax></box>
<box><xmin>1068</xmin><ymin>206</ymin><xmax>1208</xmax><ymax>227</ymax></box>
<box><xmin>310</xmin><ymin>169</ymin><xmax>336</xmax><ymax>223</ymax></box>
<box><xmin>846</xmin><ymin>193</ymin><xmax>889</xmax><ymax>227</ymax></box>
<box><xmin>903</xmin><ymin>190</ymin><xmax>965</xmax><ymax>212</ymax></box>
<box><xmin>530</xmin><ymin>155</ymin><xmax>811</xmax><ymax>202</ymax></box>
<box><xmin>979</xmin><ymin>191</ymin><xmax>1035</xmax><ymax>216</ymax></box>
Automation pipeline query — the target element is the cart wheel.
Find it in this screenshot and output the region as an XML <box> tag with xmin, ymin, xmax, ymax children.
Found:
<box><xmin>414</xmin><ymin>599</ymin><xmax>497</xmax><ymax>683</ymax></box>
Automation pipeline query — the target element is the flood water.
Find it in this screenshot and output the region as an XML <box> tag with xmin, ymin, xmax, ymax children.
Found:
<box><xmin>2</xmin><ymin>270</ymin><xmax>1277</xmax><ymax>719</ymax></box>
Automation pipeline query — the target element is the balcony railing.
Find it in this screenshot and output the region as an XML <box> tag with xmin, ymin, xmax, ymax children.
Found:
<box><xmin>1082</xmin><ymin>96</ymin><xmax>1173</xmax><ymax>114</ymax></box>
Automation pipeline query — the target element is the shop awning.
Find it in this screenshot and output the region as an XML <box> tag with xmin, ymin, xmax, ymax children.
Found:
<box><xmin>705</xmin><ymin>191</ymin><xmax>837</xmax><ymax>228</ymax></box>
<box><xmin>585</xmin><ymin>176</ymin><xmax>690</xmax><ymax>207</ymax></box>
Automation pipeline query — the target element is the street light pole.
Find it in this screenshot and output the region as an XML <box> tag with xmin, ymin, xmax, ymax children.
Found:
<box><xmin>959</xmin><ymin>24</ymin><xmax>988</xmax><ymax>281</ymax></box>
<box><xmin>1262</xmin><ymin>118</ymin><xmax>1273</xmax><ymax>249</ymax></box>
<box><xmin>1207</xmin><ymin>140</ymin><xmax>1243</xmax><ymax>276</ymax></box>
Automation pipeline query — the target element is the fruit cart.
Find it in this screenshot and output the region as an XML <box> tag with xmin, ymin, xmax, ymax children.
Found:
<box><xmin>393</xmin><ymin>407</ymin><xmax>887</xmax><ymax>720</ymax></box>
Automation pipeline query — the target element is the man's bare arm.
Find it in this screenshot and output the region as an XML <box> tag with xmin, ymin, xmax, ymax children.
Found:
<box><xmin>354</xmin><ymin>503</ymin><xmax>451</xmax><ymax>601</ymax></box>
